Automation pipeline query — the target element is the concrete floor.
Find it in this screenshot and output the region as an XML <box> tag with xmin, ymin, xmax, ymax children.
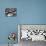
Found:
<box><xmin>0</xmin><ymin>40</ymin><xmax>46</xmax><ymax>46</ymax></box>
<box><xmin>19</xmin><ymin>39</ymin><xmax>46</xmax><ymax>46</ymax></box>
<box><xmin>0</xmin><ymin>44</ymin><xmax>18</xmax><ymax>46</ymax></box>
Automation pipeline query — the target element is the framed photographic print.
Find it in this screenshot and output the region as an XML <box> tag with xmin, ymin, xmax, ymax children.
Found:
<box><xmin>5</xmin><ymin>8</ymin><xmax>17</xmax><ymax>17</ymax></box>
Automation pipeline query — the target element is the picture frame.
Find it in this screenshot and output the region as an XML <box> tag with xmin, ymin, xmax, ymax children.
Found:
<box><xmin>5</xmin><ymin>8</ymin><xmax>17</xmax><ymax>17</ymax></box>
